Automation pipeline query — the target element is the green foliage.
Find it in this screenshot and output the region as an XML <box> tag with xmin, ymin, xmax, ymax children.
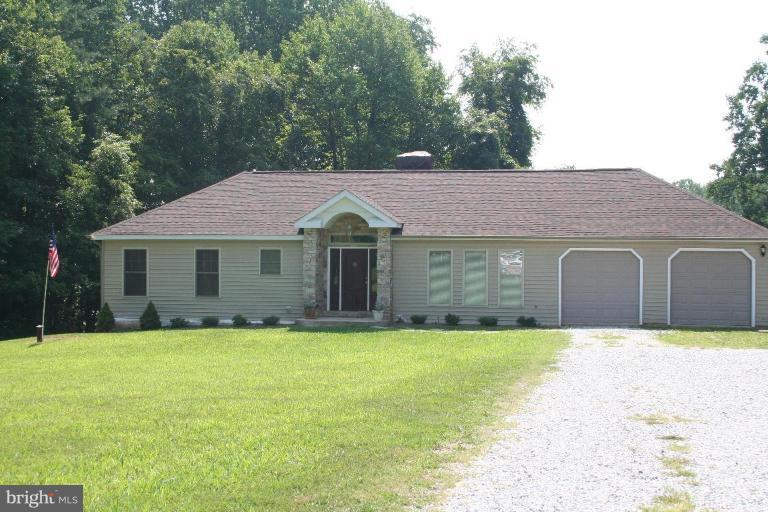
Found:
<box><xmin>201</xmin><ymin>316</ymin><xmax>219</xmax><ymax>327</ymax></box>
<box><xmin>673</xmin><ymin>178</ymin><xmax>709</xmax><ymax>199</ymax></box>
<box><xmin>140</xmin><ymin>301</ymin><xmax>161</xmax><ymax>330</ymax></box>
<box><xmin>410</xmin><ymin>314</ymin><xmax>427</xmax><ymax>324</ymax></box>
<box><xmin>444</xmin><ymin>314</ymin><xmax>461</xmax><ymax>326</ymax></box>
<box><xmin>709</xmin><ymin>35</ymin><xmax>768</xmax><ymax>225</ymax></box>
<box><xmin>169</xmin><ymin>317</ymin><xmax>190</xmax><ymax>329</ymax></box>
<box><xmin>232</xmin><ymin>314</ymin><xmax>248</xmax><ymax>327</ymax></box>
<box><xmin>458</xmin><ymin>40</ymin><xmax>550</xmax><ymax>168</ymax></box>
<box><xmin>478</xmin><ymin>316</ymin><xmax>498</xmax><ymax>327</ymax></box>
<box><xmin>95</xmin><ymin>303</ymin><xmax>115</xmax><ymax>332</ymax></box>
<box><xmin>261</xmin><ymin>315</ymin><xmax>280</xmax><ymax>326</ymax></box>
<box><xmin>516</xmin><ymin>316</ymin><xmax>539</xmax><ymax>327</ymax></box>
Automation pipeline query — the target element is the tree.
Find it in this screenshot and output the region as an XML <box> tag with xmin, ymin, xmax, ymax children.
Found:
<box><xmin>709</xmin><ymin>35</ymin><xmax>768</xmax><ymax>225</ymax></box>
<box><xmin>279</xmin><ymin>0</ymin><xmax>456</xmax><ymax>169</ymax></box>
<box><xmin>458</xmin><ymin>40</ymin><xmax>550</xmax><ymax>168</ymax></box>
<box><xmin>673</xmin><ymin>178</ymin><xmax>708</xmax><ymax>199</ymax></box>
<box><xmin>138</xmin><ymin>20</ymin><xmax>239</xmax><ymax>205</ymax></box>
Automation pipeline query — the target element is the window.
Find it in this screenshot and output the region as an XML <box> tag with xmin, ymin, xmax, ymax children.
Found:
<box><xmin>464</xmin><ymin>250</ymin><xmax>487</xmax><ymax>305</ymax></box>
<box><xmin>499</xmin><ymin>249</ymin><xmax>524</xmax><ymax>307</ymax></box>
<box><xmin>196</xmin><ymin>249</ymin><xmax>219</xmax><ymax>297</ymax></box>
<box><xmin>123</xmin><ymin>249</ymin><xmax>147</xmax><ymax>296</ymax></box>
<box><xmin>428</xmin><ymin>250</ymin><xmax>452</xmax><ymax>305</ymax></box>
<box><xmin>260</xmin><ymin>249</ymin><xmax>281</xmax><ymax>275</ymax></box>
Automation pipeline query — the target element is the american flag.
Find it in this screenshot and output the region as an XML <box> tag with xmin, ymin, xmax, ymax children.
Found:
<box><xmin>48</xmin><ymin>228</ymin><xmax>60</xmax><ymax>278</ymax></box>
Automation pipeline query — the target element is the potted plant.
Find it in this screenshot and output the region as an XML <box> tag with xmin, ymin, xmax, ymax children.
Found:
<box><xmin>304</xmin><ymin>300</ymin><xmax>318</xmax><ymax>319</ymax></box>
<box><xmin>372</xmin><ymin>302</ymin><xmax>385</xmax><ymax>321</ymax></box>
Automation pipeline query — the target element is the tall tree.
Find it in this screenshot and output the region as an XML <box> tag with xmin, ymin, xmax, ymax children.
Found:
<box><xmin>709</xmin><ymin>35</ymin><xmax>768</xmax><ymax>225</ymax></box>
<box><xmin>673</xmin><ymin>178</ymin><xmax>708</xmax><ymax>199</ymax></box>
<box><xmin>458</xmin><ymin>40</ymin><xmax>550</xmax><ymax>168</ymax></box>
<box><xmin>279</xmin><ymin>0</ymin><xmax>456</xmax><ymax>169</ymax></box>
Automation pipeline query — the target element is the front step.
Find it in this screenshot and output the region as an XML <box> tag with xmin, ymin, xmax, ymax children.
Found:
<box><xmin>295</xmin><ymin>316</ymin><xmax>386</xmax><ymax>327</ymax></box>
<box><xmin>319</xmin><ymin>310</ymin><xmax>372</xmax><ymax>319</ymax></box>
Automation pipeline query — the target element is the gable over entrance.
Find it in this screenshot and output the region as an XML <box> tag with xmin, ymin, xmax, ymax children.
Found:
<box><xmin>294</xmin><ymin>190</ymin><xmax>401</xmax><ymax>230</ymax></box>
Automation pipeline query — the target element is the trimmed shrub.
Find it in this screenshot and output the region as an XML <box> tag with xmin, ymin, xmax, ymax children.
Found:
<box><xmin>95</xmin><ymin>302</ymin><xmax>115</xmax><ymax>332</ymax></box>
<box><xmin>169</xmin><ymin>317</ymin><xmax>189</xmax><ymax>328</ymax></box>
<box><xmin>201</xmin><ymin>316</ymin><xmax>219</xmax><ymax>327</ymax></box>
<box><xmin>262</xmin><ymin>316</ymin><xmax>280</xmax><ymax>326</ymax></box>
<box><xmin>444</xmin><ymin>313</ymin><xmax>461</xmax><ymax>326</ymax></box>
<box><xmin>478</xmin><ymin>316</ymin><xmax>498</xmax><ymax>327</ymax></box>
<box><xmin>516</xmin><ymin>316</ymin><xmax>539</xmax><ymax>327</ymax></box>
<box><xmin>232</xmin><ymin>314</ymin><xmax>248</xmax><ymax>327</ymax></box>
<box><xmin>410</xmin><ymin>314</ymin><xmax>427</xmax><ymax>325</ymax></box>
<box><xmin>140</xmin><ymin>301</ymin><xmax>161</xmax><ymax>330</ymax></box>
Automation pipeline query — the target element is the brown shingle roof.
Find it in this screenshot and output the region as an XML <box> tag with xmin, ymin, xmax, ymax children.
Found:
<box><xmin>91</xmin><ymin>168</ymin><xmax>768</xmax><ymax>239</ymax></box>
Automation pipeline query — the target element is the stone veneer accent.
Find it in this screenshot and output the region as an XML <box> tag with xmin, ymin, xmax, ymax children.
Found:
<box><xmin>376</xmin><ymin>228</ymin><xmax>393</xmax><ymax>320</ymax></box>
<box><xmin>302</xmin><ymin>228</ymin><xmax>327</xmax><ymax>311</ymax></box>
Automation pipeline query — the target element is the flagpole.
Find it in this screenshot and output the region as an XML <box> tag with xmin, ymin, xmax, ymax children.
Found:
<box><xmin>40</xmin><ymin>257</ymin><xmax>49</xmax><ymax>342</ymax></box>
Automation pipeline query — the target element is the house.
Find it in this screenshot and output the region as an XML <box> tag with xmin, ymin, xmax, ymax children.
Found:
<box><xmin>91</xmin><ymin>153</ymin><xmax>768</xmax><ymax>327</ymax></box>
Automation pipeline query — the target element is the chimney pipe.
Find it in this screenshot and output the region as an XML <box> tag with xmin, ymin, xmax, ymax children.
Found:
<box><xmin>395</xmin><ymin>151</ymin><xmax>433</xmax><ymax>170</ymax></box>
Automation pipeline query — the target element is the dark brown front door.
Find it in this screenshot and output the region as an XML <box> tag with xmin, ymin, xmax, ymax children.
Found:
<box><xmin>341</xmin><ymin>249</ymin><xmax>368</xmax><ymax>311</ymax></box>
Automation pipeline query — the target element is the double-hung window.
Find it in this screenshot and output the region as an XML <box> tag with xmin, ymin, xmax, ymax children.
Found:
<box><xmin>463</xmin><ymin>250</ymin><xmax>487</xmax><ymax>305</ymax></box>
<box><xmin>499</xmin><ymin>249</ymin><xmax>524</xmax><ymax>307</ymax></box>
<box><xmin>123</xmin><ymin>249</ymin><xmax>147</xmax><ymax>296</ymax></box>
<box><xmin>428</xmin><ymin>250</ymin><xmax>452</xmax><ymax>305</ymax></box>
<box><xmin>260</xmin><ymin>249</ymin><xmax>281</xmax><ymax>275</ymax></box>
<box><xmin>196</xmin><ymin>249</ymin><xmax>220</xmax><ymax>297</ymax></box>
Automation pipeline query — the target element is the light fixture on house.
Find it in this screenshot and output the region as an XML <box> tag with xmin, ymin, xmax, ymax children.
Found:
<box><xmin>761</xmin><ymin>244</ymin><xmax>766</xmax><ymax>257</ymax></box>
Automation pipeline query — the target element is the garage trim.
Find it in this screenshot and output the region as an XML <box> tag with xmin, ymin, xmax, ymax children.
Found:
<box><xmin>558</xmin><ymin>248</ymin><xmax>644</xmax><ymax>326</ymax></box>
<box><xmin>667</xmin><ymin>248</ymin><xmax>755</xmax><ymax>327</ymax></box>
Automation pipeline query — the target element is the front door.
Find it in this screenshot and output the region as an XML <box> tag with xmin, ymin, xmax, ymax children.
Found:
<box><xmin>341</xmin><ymin>249</ymin><xmax>368</xmax><ymax>311</ymax></box>
<box><xmin>329</xmin><ymin>248</ymin><xmax>377</xmax><ymax>311</ymax></box>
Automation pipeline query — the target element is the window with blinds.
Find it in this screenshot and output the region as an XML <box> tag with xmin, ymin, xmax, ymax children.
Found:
<box><xmin>195</xmin><ymin>249</ymin><xmax>220</xmax><ymax>297</ymax></box>
<box><xmin>499</xmin><ymin>249</ymin><xmax>524</xmax><ymax>307</ymax></box>
<box><xmin>428</xmin><ymin>250</ymin><xmax>452</xmax><ymax>305</ymax></box>
<box><xmin>260</xmin><ymin>249</ymin><xmax>281</xmax><ymax>275</ymax></box>
<box><xmin>123</xmin><ymin>249</ymin><xmax>147</xmax><ymax>296</ymax></box>
<box><xmin>463</xmin><ymin>250</ymin><xmax>487</xmax><ymax>305</ymax></box>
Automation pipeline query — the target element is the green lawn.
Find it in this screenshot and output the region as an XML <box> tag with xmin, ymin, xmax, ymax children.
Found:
<box><xmin>657</xmin><ymin>329</ymin><xmax>768</xmax><ymax>349</ymax></box>
<box><xmin>0</xmin><ymin>327</ymin><xmax>567</xmax><ymax>511</ymax></box>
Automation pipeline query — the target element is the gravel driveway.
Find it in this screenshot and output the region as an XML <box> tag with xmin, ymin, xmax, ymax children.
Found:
<box><xmin>441</xmin><ymin>329</ymin><xmax>768</xmax><ymax>512</ymax></box>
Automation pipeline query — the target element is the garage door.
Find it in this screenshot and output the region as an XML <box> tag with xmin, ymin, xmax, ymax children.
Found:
<box><xmin>561</xmin><ymin>251</ymin><xmax>640</xmax><ymax>326</ymax></box>
<box><xmin>670</xmin><ymin>251</ymin><xmax>751</xmax><ymax>327</ymax></box>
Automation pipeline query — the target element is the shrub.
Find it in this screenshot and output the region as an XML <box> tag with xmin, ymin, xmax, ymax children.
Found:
<box><xmin>444</xmin><ymin>313</ymin><xmax>461</xmax><ymax>326</ymax></box>
<box><xmin>516</xmin><ymin>315</ymin><xmax>539</xmax><ymax>327</ymax></box>
<box><xmin>232</xmin><ymin>314</ymin><xmax>248</xmax><ymax>327</ymax></box>
<box><xmin>262</xmin><ymin>316</ymin><xmax>280</xmax><ymax>326</ymax></box>
<box><xmin>140</xmin><ymin>301</ymin><xmax>161</xmax><ymax>330</ymax></box>
<box><xmin>169</xmin><ymin>317</ymin><xmax>189</xmax><ymax>328</ymax></box>
<box><xmin>95</xmin><ymin>302</ymin><xmax>115</xmax><ymax>332</ymax></box>
<box><xmin>410</xmin><ymin>314</ymin><xmax>427</xmax><ymax>325</ymax></box>
<box><xmin>201</xmin><ymin>316</ymin><xmax>219</xmax><ymax>327</ymax></box>
<box><xmin>478</xmin><ymin>316</ymin><xmax>498</xmax><ymax>327</ymax></box>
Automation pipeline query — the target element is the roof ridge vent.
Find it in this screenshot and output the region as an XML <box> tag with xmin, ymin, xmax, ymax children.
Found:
<box><xmin>395</xmin><ymin>151</ymin><xmax>433</xmax><ymax>170</ymax></box>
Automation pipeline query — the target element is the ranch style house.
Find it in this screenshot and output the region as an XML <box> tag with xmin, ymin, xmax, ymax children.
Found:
<box><xmin>91</xmin><ymin>153</ymin><xmax>768</xmax><ymax>328</ymax></box>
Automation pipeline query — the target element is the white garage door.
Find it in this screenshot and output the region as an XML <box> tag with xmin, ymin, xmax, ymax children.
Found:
<box><xmin>561</xmin><ymin>251</ymin><xmax>641</xmax><ymax>326</ymax></box>
<box><xmin>670</xmin><ymin>251</ymin><xmax>752</xmax><ymax>327</ymax></box>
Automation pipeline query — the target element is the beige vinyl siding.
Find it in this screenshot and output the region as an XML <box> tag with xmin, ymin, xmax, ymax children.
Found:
<box><xmin>102</xmin><ymin>240</ymin><xmax>303</xmax><ymax>323</ymax></box>
<box><xmin>392</xmin><ymin>239</ymin><xmax>768</xmax><ymax>327</ymax></box>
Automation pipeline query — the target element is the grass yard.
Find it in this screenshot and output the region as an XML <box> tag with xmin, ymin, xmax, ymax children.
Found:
<box><xmin>0</xmin><ymin>327</ymin><xmax>567</xmax><ymax>511</ymax></box>
<box><xmin>657</xmin><ymin>329</ymin><xmax>768</xmax><ymax>349</ymax></box>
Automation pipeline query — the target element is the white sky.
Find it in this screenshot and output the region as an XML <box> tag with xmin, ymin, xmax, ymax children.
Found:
<box><xmin>387</xmin><ymin>0</ymin><xmax>768</xmax><ymax>184</ymax></box>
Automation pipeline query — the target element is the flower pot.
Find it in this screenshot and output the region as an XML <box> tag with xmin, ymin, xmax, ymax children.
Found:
<box><xmin>372</xmin><ymin>310</ymin><xmax>384</xmax><ymax>322</ymax></box>
<box><xmin>304</xmin><ymin>307</ymin><xmax>317</xmax><ymax>319</ymax></box>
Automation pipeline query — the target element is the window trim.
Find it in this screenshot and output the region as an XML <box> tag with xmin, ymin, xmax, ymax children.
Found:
<box><xmin>427</xmin><ymin>249</ymin><xmax>453</xmax><ymax>306</ymax></box>
<box><xmin>194</xmin><ymin>247</ymin><xmax>222</xmax><ymax>298</ymax></box>
<box><xmin>258</xmin><ymin>248</ymin><xmax>283</xmax><ymax>276</ymax></box>
<box><xmin>462</xmin><ymin>249</ymin><xmax>488</xmax><ymax>306</ymax></box>
<box><xmin>498</xmin><ymin>248</ymin><xmax>525</xmax><ymax>308</ymax></box>
<box><xmin>122</xmin><ymin>247</ymin><xmax>148</xmax><ymax>297</ymax></box>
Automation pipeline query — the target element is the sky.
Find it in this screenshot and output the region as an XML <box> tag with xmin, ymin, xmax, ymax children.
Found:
<box><xmin>387</xmin><ymin>0</ymin><xmax>768</xmax><ymax>184</ymax></box>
